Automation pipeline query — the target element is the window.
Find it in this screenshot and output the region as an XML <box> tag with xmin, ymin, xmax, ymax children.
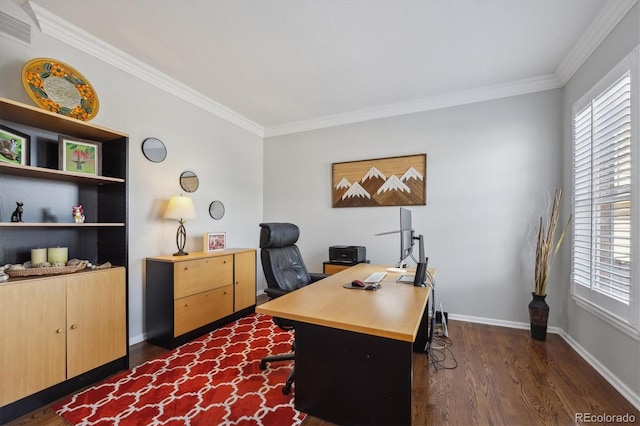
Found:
<box><xmin>571</xmin><ymin>47</ymin><xmax>639</xmax><ymax>334</ymax></box>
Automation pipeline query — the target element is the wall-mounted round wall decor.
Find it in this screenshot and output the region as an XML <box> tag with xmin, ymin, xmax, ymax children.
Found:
<box><xmin>209</xmin><ymin>200</ymin><xmax>225</xmax><ymax>220</ymax></box>
<box><xmin>179</xmin><ymin>171</ymin><xmax>199</xmax><ymax>193</ymax></box>
<box><xmin>141</xmin><ymin>137</ymin><xmax>167</xmax><ymax>162</ymax></box>
<box><xmin>21</xmin><ymin>58</ymin><xmax>99</xmax><ymax>121</ymax></box>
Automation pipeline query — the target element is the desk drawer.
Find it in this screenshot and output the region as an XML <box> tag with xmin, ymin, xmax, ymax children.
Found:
<box><xmin>174</xmin><ymin>255</ymin><xmax>233</xmax><ymax>298</ymax></box>
<box><xmin>174</xmin><ymin>285</ymin><xmax>233</xmax><ymax>337</ymax></box>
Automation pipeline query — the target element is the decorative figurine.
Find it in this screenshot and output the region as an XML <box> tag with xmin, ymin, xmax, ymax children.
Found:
<box><xmin>10</xmin><ymin>201</ymin><xmax>23</xmax><ymax>222</ymax></box>
<box><xmin>72</xmin><ymin>205</ymin><xmax>85</xmax><ymax>223</ymax></box>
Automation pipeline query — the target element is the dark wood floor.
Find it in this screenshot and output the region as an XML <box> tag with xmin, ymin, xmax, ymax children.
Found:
<box><xmin>6</xmin><ymin>306</ymin><xmax>639</xmax><ymax>425</ymax></box>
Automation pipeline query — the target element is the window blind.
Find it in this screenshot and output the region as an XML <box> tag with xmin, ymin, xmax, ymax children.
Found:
<box><xmin>572</xmin><ymin>72</ymin><xmax>632</xmax><ymax>304</ymax></box>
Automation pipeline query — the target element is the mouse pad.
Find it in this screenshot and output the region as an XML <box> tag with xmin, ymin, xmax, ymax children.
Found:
<box><xmin>343</xmin><ymin>283</ymin><xmax>367</xmax><ymax>290</ymax></box>
<box><xmin>342</xmin><ymin>283</ymin><xmax>381</xmax><ymax>291</ymax></box>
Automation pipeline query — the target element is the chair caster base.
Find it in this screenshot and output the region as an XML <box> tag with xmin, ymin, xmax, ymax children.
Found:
<box><xmin>283</xmin><ymin>376</ymin><xmax>294</xmax><ymax>394</ymax></box>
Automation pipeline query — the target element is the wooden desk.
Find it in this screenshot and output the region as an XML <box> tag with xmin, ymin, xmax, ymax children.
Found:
<box><xmin>256</xmin><ymin>263</ymin><xmax>433</xmax><ymax>426</ymax></box>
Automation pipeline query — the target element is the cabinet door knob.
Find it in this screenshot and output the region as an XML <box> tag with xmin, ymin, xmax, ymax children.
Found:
<box><xmin>70</xmin><ymin>324</ymin><xmax>78</xmax><ymax>330</ymax></box>
<box><xmin>185</xmin><ymin>303</ymin><xmax>189</xmax><ymax>307</ymax></box>
<box><xmin>56</xmin><ymin>328</ymin><xmax>63</xmax><ymax>334</ymax></box>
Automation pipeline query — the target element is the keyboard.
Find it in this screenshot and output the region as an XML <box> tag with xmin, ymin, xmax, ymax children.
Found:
<box><xmin>363</xmin><ymin>272</ymin><xmax>387</xmax><ymax>283</ymax></box>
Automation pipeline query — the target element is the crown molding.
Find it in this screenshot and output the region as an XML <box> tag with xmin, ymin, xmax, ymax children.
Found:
<box><xmin>264</xmin><ymin>74</ymin><xmax>561</xmax><ymax>137</ymax></box>
<box><xmin>556</xmin><ymin>0</ymin><xmax>638</xmax><ymax>86</ymax></box>
<box><xmin>25</xmin><ymin>0</ymin><xmax>637</xmax><ymax>139</ymax></box>
<box><xmin>265</xmin><ymin>0</ymin><xmax>638</xmax><ymax>137</ymax></box>
<box><xmin>26</xmin><ymin>2</ymin><xmax>265</xmax><ymax>137</ymax></box>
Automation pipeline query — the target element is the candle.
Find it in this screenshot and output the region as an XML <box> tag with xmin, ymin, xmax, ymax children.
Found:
<box><xmin>47</xmin><ymin>247</ymin><xmax>68</xmax><ymax>264</ymax></box>
<box><xmin>31</xmin><ymin>248</ymin><xmax>47</xmax><ymax>265</ymax></box>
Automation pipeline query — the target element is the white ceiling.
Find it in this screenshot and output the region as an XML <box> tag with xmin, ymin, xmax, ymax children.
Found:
<box><xmin>19</xmin><ymin>0</ymin><xmax>636</xmax><ymax>136</ymax></box>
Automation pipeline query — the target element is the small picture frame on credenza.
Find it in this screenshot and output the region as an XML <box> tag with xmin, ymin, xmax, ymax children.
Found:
<box><xmin>204</xmin><ymin>232</ymin><xmax>226</xmax><ymax>252</ymax></box>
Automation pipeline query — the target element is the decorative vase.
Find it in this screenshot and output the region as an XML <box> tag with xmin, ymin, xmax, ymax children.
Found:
<box><xmin>528</xmin><ymin>292</ymin><xmax>549</xmax><ymax>341</ymax></box>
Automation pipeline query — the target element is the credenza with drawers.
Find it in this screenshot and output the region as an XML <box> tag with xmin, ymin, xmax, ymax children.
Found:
<box><xmin>145</xmin><ymin>249</ymin><xmax>256</xmax><ymax>349</ymax></box>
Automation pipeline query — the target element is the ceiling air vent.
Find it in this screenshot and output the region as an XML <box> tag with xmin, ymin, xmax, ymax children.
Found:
<box><xmin>0</xmin><ymin>11</ymin><xmax>31</xmax><ymax>44</ymax></box>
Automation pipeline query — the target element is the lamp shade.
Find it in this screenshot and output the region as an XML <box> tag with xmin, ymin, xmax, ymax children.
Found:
<box><xmin>164</xmin><ymin>196</ymin><xmax>197</xmax><ymax>220</ymax></box>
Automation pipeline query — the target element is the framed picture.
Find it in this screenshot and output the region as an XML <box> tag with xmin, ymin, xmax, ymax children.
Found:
<box><xmin>332</xmin><ymin>153</ymin><xmax>426</xmax><ymax>207</ymax></box>
<box><xmin>59</xmin><ymin>135</ymin><xmax>102</xmax><ymax>175</ymax></box>
<box><xmin>0</xmin><ymin>125</ymin><xmax>29</xmax><ymax>166</ymax></box>
<box><xmin>204</xmin><ymin>232</ymin><xmax>226</xmax><ymax>252</ymax></box>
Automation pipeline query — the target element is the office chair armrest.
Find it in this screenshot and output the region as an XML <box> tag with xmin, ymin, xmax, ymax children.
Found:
<box><xmin>265</xmin><ymin>287</ymin><xmax>290</xmax><ymax>299</ymax></box>
<box><xmin>309</xmin><ymin>273</ymin><xmax>329</xmax><ymax>283</ymax></box>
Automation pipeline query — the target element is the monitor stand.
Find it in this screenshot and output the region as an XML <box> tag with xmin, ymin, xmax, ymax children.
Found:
<box><xmin>396</xmin><ymin>235</ymin><xmax>428</xmax><ymax>286</ymax></box>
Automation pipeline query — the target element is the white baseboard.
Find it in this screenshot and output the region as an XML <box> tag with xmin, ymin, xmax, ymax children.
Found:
<box><xmin>557</xmin><ymin>329</ymin><xmax>640</xmax><ymax>411</ymax></box>
<box><xmin>448</xmin><ymin>313</ymin><xmax>639</xmax><ymax>411</ymax></box>
<box><xmin>129</xmin><ymin>333</ymin><xmax>145</xmax><ymax>346</ymax></box>
<box><xmin>448</xmin><ymin>313</ymin><xmax>562</xmax><ymax>334</ymax></box>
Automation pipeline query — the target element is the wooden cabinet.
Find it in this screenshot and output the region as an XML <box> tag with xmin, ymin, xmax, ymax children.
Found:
<box><xmin>0</xmin><ymin>268</ymin><xmax>126</xmax><ymax>407</ymax></box>
<box><xmin>146</xmin><ymin>249</ymin><xmax>256</xmax><ymax>349</ymax></box>
<box><xmin>0</xmin><ymin>97</ymin><xmax>128</xmax><ymax>424</ymax></box>
<box><xmin>234</xmin><ymin>250</ymin><xmax>257</xmax><ymax>311</ymax></box>
<box><xmin>0</xmin><ymin>278</ymin><xmax>66</xmax><ymax>407</ymax></box>
<box><xmin>323</xmin><ymin>260</ymin><xmax>370</xmax><ymax>275</ymax></box>
<box><xmin>66</xmin><ymin>269</ymin><xmax>127</xmax><ymax>378</ymax></box>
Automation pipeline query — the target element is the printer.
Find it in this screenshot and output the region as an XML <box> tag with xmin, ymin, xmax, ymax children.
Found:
<box><xmin>329</xmin><ymin>245</ymin><xmax>366</xmax><ymax>263</ymax></box>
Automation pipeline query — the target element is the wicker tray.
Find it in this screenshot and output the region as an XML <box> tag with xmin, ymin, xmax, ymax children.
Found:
<box><xmin>5</xmin><ymin>261</ymin><xmax>88</xmax><ymax>277</ymax></box>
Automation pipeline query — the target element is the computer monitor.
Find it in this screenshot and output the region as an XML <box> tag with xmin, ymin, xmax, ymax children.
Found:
<box><xmin>399</xmin><ymin>207</ymin><xmax>414</xmax><ymax>264</ymax></box>
<box><xmin>398</xmin><ymin>207</ymin><xmax>428</xmax><ymax>287</ymax></box>
<box><xmin>375</xmin><ymin>207</ymin><xmax>427</xmax><ymax>286</ymax></box>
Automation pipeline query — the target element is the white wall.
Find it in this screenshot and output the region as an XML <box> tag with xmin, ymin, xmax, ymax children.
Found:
<box><xmin>264</xmin><ymin>89</ymin><xmax>563</xmax><ymax>326</ymax></box>
<box><xmin>561</xmin><ymin>3</ymin><xmax>640</xmax><ymax>405</ymax></box>
<box><xmin>0</xmin><ymin>0</ymin><xmax>264</xmax><ymax>344</ymax></box>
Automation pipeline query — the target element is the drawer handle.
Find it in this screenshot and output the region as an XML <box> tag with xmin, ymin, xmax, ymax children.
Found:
<box><xmin>70</xmin><ymin>324</ymin><xmax>78</xmax><ymax>330</ymax></box>
<box><xmin>184</xmin><ymin>267</ymin><xmax>188</xmax><ymax>270</ymax></box>
<box><xmin>184</xmin><ymin>303</ymin><xmax>189</xmax><ymax>307</ymax></box>
<box><xmin>56</xmin><ymin>328</ymin><xmax>63</xmax><ymax>334</ymax></box>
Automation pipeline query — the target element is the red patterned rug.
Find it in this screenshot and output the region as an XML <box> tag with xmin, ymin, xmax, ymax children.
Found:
<box><xmin>53</xmin><ymin>313</ymin><xmax>305</xmax><ymax>425</ymax></box>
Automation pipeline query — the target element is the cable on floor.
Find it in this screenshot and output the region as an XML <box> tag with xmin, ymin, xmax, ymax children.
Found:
<box><xmin>428</xmin><ymin>334</ymin><xmax>458</xmax><ymax>371</ymax></box>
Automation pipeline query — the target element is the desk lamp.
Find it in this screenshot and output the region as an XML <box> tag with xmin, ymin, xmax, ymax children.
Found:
<box><xmin>164</xmin><ymin>195</ymin><xmax>197</xmax><ymax>256</ymax></box>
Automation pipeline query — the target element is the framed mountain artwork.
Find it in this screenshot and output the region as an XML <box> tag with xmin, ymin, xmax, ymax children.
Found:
<box><xmin>332</xmin><ymin>154</ymin><xmax>426</xmax><ymax>207</ymax></box>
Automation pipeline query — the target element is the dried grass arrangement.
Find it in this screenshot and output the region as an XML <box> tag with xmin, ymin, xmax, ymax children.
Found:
<box><xmin>534</xmin><ymin>189</ymin><xmax>571</xmax><ymax>296</ymax></box>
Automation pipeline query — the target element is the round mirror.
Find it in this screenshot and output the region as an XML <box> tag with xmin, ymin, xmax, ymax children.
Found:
<box><xmin>179</xmin><ymin>171</ymin><xmax>199</xmax><ymax>193</ymax></box>
<box><xmin>209</xmin><ymin>200</ymin><xmax>225</xmax><ymax>220</ymax></box>
<box><xmin>141</xmin><ymin>137</ymin><xmax>167</xmax><ymax>163</ymax></box>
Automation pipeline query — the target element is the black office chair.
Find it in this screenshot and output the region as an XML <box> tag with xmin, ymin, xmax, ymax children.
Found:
<box><xmin>257</xmin><ymin>222</ymin><xmax>327</xmax><ymax>394</ymax></box>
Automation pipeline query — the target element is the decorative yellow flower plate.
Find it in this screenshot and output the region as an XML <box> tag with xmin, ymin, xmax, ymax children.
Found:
<box><xmin>21</xmin><ymin>58</ymin><xmax>99</xmax><ymax>121</ymax></box>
